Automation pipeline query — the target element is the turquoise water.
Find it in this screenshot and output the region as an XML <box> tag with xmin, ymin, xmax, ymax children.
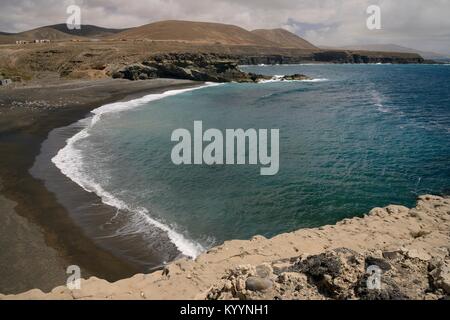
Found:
<box><xmin>57</xmin><ymin>64</ymin><xmax>450</xmax><ymax>255</ymax></box>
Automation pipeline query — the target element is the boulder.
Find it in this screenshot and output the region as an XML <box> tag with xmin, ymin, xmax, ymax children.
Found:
<box><xmin>112</xmin><ymin>63</ymin><xmax>158</xmax><ymax>80</ymax></box>
<box><xmin>429</xmin><ymin>259</ymin><xmax>450</xmax><ymax>294</ymax></box>
<box><xmin>245</xmin><ymin>277</ymin><xmax>273</xmax><ymax>292</ymax></box>
<box><xmin>293</xmin><ymin>248</ymin><xmax>365</xmax><ymax>299</ymax></box>
<box><xmin>281</xmin><ymin>74</ymin><xmax>310</xmax><ymax>81</ymax></box>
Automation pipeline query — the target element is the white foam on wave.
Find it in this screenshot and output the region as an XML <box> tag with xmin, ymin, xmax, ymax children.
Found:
<box><xmin>52</xmin><ymin>83</ymin><xmax>220</xmax><ymax>259</ymax></box>
<box><xmin>301</xmin><ymin>78</ymin><xmax>329</xmax><ymax>83</ymax></box>
<box><xmin>258</xmin><ymin>75</ymin><xmax>329</xmax><ymax>84</ymax></box>
<box><xmin>371</xmin><ymin>89</ymin><xmax>392</xmax><ymax>114</ymax></box>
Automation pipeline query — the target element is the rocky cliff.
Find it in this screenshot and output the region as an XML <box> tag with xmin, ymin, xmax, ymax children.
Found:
<box><xmin>111</xmin><ymin>53</ymin><xmax>311</xmax><ymax>83</ymax></box>
<box><xmin>109</xmin><ymin>51</ymin><xmax>424</xmax><ymax>83</ymax></box>
<box><xmin>239</xmin><ymin>50</ymin><xmax>425</xmax><ymax>65</ymax></box>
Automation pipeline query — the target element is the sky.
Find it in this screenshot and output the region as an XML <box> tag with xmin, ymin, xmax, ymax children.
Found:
<box><xmin>1</xmin><ymin>0</ymin><xmax>449</xmax><ymax>54</ymax></box>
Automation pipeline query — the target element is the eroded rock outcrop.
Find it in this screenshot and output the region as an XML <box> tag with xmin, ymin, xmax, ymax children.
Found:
<box><xmin>111</xmin><ymin>63</ymin><xmax>158</xmax><ymax>80</ymax></box>
<box><xmin>111</xmin><ymin>53</ymin><xmax>311</xmax><ymax>83</ymax></box>
<box><xmin>207</xmin><ymin>248</ymin><xmax>450</xmax><ymax>300</ymax></box>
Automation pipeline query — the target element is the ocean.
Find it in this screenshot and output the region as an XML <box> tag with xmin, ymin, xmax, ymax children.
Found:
<box><xmin>38</xmin><ymin>64</ymin><xmax>450</xmax><ymax>267</ymax></box>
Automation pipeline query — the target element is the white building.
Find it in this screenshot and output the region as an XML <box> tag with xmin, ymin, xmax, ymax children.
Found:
<box><xmin>0</xmin><ymin>79</ymin><xmax>13</xmax><ymax>86</ymax></box>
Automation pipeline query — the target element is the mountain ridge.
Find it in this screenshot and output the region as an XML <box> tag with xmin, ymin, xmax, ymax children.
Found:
<box><xmin>0</xmin><ymin>24</ymin><xmax>127</xmax><ymax>44</ymax></box>
<box><xmin>109</xmin><ymin>20</ymin><xmax>279</xmax><ymax>46</ymax></box>
<box><xmin>0</xmin><ymin>20</ymin><xmax>316</xmax><ymax>49</ymax></box>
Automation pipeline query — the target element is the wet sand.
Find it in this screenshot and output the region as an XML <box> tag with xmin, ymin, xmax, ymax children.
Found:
<box><xmin>0</xmin><ymin>78</ymin><xmax>203</xmax><ymax>294</ymax></box>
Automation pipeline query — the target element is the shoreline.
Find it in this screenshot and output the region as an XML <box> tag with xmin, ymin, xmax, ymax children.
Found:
<box><xmin>50</xmin><ymin>83</ymin><xmax>221</xmax><ymax>259</ymax></box>
<box><xmin>2</xmin><ymin>194</ymin><xmax>449</xmax><ymax>299</ymax></box>
<box><xmin>0</xmin><ymin>78</ymin><xmax>205</xmax><ymax>294</ymax></box>
<box><xmin>1</xmin><ymin>76</ymin><xmax>449</xmax><ymax>299</ymax></box>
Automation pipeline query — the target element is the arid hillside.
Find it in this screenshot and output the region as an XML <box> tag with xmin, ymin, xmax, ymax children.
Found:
<box><xmin>109</xmin><ymin>20</ymin><xmax>278</xmax><ymax>46</ymax></box>
<box><xmin>48</xmin><ymin>24</ymin><xmax>127</xmax><ymax>38</ymax></box>
<box><xmin>251</xmin><ymin>28</ymin><xmax>318</xmax><ymax>50</ymax></box>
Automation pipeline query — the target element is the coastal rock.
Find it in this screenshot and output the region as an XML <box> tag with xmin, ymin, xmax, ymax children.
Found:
<box><xmin>205</xmin><ymin>245</ymin><xmax>448</xmax><ymax>300</ymax></box>
<box><xmin>429</xmin><ymin>259</ymin><xmax>450</xmax><ymax>294</ymax></box>
<box><xmin>245</xmin><ymin>277</ymin><xmax>273</xmax><ymax>292</ymax></box>
<box><xmin>255</xmin><ymin>264</ymin><xmax>273</xmax><ymax>278</ymax></box>
<box><xmin>405</xmin><ymin>248</ymin><xmax>432</xmax><ymax>261</ymax></box>
<box><xmin>280</xmin><ymin>74</ymin><xmax>310</xmax><ymax>81</ymax></box>
<box><xmin>109</xmin><ymin>53</ymin><xmax>309</xmax><ymax>83</ymax></box>
<box><xmin>293</xmin><ymin>248</ymin><xmax>365</xmax><ymax>299</ymax></box>
<box><xmin>365</xmin><ymin>256</ymin><xmax>391</xmax><ymax>271</ymax></box>
<box><xmin>143</xmin><ymin>53</ymin><xmax>262</xmax><ymax>82</ymax></box>
<box><xmin>112</xmin><ymin>63</ymin><xmax>158</xmax><ymax>80</ymax></box>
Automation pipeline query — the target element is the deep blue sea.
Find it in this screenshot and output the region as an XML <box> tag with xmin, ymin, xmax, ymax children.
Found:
<box><xmin>53</xmin><ymin>64</ymin><xmax>450</xmax><ymax>257</ymax></box>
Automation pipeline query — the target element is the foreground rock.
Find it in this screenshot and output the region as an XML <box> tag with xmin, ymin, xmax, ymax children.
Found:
<box><xmin>207</xmin><ymin>247</ymin><xmax>450</xmax><ymax>300</ymax></box>
<box><xmin>111</xmin><ymin>53</ymin><xmax>311</xmax><ymax>83</ymax></box>
<box><xmin>111</xmin><ymin>63</ymin><xmax>158</xmax><ymax>80</ymax></box>
<box><xmin>280</xmin><ymin>74</ymin><xmax>310</xmax><ymax>81</ymax></box>
<box><xmin>1</xmin><ymin>195</ymin><xmax>449</xmax><ymax>300</ymax></box>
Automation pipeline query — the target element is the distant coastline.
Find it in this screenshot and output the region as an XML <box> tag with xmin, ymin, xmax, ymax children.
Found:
<box><xmin>0</xmin><ymin>20</ymin><xmax>427</xmax><ymax>87</ymax></box>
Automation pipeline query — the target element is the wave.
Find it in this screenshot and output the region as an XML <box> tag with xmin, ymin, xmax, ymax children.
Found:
<box><xmin>370</xmin><ymin>88</ymin><xmax>393</xmax><ymax>114</ymax></box>
<box><xmin>301</xmin><ymin>78</ymin><xmax>330</xmax><ymax>82</ymax></box>
<box><xmin>240</xmin><ymin>63</ymin><xmax>332</xmax><ymax>67</ymax></box>
<box><xmin>52</xmin><ymin>83</ymin><xmax>220</xmax><ymax>259</ymax></box>
<box><xmin>258</xmin><ymin>75</ymin><xmax>329</xmax><ymax>83</ymax></box>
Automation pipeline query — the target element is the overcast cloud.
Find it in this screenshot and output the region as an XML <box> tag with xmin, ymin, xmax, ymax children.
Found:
<box><xmin>1</xmin><ymin>0</ymin><xmax>449</xmax><ymax>54</ymax></box>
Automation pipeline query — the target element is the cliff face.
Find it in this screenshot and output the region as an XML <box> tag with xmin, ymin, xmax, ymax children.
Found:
<box><xmin>239</xmin><ymin>50</ymin><xmax>425</xmax><ymax>65</ymax></box>
<box><xmin>2</xmin><ymin>195</ymin><xmax>449</xmax><ymax>300</ymax></box>
<box><xmin>109</xmin><ymin>50</ymin><xmax>424</xmax><ymax>83</ymax></box>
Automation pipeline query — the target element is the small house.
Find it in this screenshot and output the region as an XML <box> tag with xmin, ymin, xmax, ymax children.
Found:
<box><xmin>0</xmin><ymin>79</ymin><xmax>13</xmax><ymax>86</ymax></box>
<box><xmin>33</xmin><ymin>39</ymin><xmax>51</xmax><ymax>43</ymax></box>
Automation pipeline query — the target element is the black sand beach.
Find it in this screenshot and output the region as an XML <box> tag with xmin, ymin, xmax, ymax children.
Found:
<box><xmin>0</xmin><ymin>78</ymin><xmax>203</xmax><ymax>294</ymax></box>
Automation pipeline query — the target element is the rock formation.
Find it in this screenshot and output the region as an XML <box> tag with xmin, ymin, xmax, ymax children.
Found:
<box><xmin>206</xmin><ymin>247</ymin><xmax>450</xmax><ymax>300</ymax></box>
<box><xmin>110</xmin><ymin>53</ymin><xmax>311</xmax><ymax>83</ymax></box>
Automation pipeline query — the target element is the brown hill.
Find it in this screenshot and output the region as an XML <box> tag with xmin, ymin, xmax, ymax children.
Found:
<box><xmin>47</xmin><ymin>24</ymin><xmax>127</xmax><ymax>38</ymax></box>
<box><xmin>111</xmin><ymin>20</ymin><xmax>278</xmax><ymax>46</ymax></box>
<box><xmin>0</xmin><ymin>24</ymin><xmax>127</xmax><ymax>44</ymax></box>
<box><xmin>0</xmin><ymin>26</ymin><xmax>85</xmax><ymax>44</ymax></box>
<box><xmin>251</xmin><ymin>28</ymin><xmax>318</xmax><ymax>50</ymax></box>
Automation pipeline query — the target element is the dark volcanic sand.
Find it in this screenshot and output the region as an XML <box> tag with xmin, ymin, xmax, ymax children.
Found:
<box><xmin>0</xmin><ymin>78</ymin><xmax>203</xmax><ymax>294</ymax></box>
